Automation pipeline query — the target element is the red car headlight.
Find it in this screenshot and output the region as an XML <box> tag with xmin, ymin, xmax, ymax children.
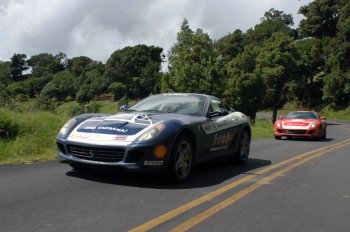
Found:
<box><xmin>310</xmin><ymin>122</ymin><xmax>318</xmax><ymax>128</ymax></box>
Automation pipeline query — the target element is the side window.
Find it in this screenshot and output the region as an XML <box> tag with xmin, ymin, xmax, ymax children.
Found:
<box><xmin>208</xmin><ymin>99</ymin><xmax>234</xmax><ymax>115</ymax></box>
<box><xmin>209</xmin><ymin>99</ymin><xmax>221</xmax><ymax>113</ymax></box>
<box><xmin>209</xmin><ymin>99</ymin><xmax>233</xmax><ymax>112</ymax></box>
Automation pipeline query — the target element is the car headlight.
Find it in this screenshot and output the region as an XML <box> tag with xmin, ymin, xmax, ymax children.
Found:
<box><xmin>310</xmin><ymin>122</ymin><xmax>318</xmax><ymax>128</ymax></box>
<box><xmin>138</xmin><ymin>123</ymin><xmax>165</xmax><ymax>142</ymax></box>
<box><xmin>59</xmin><ymin>118</ymin><xmax>77</xmax><ymax>136</ymax></box>
<box><xmin>276</xmin><ymin>122</ymin><xmax>282</xmax><ymax>128</ymax></box>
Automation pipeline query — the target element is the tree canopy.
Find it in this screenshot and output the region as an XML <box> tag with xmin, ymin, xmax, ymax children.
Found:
<box><xmin>0</xmin><ymin>1</ymin><xmax>349</xmax><ymax>120</ymax></box>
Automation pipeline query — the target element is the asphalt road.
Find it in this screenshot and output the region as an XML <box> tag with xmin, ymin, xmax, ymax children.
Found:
<box><xmin>1</xmin><ymin>120</ymin><xmax>350</xmax><ymax>232</ymax></box>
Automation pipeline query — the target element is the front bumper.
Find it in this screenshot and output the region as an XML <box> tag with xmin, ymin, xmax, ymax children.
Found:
<box><xmin>56</xmin><ymin>138</ymin><xmax>171</xmax><ymax>173</ymax></box>
<box><xmin>274</xmin><ymin>128</ymin><xmax>321</xmax><ymax>138</ymax></box>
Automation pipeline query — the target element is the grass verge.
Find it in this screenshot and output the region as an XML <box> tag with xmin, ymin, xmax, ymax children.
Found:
<box><xmin>251</xmin><ymin>119</ymin><xmax>274</xmax><ymax>140</ymax></box>
<box><xmin>0</xmin><ymin>109</ymin><xmax>275</xmax><ymax>165</ymax></box>
<box><xmin>0</xmin><ymin>108</ymin><xmax>66</xmax><ymax>164</ymax></box>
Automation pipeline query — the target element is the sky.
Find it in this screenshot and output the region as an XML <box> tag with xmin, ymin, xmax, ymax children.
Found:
<box><xmin>0</xmin><ymin>0</ymin><xmax>313</xmax><ymax>63</ymax></box>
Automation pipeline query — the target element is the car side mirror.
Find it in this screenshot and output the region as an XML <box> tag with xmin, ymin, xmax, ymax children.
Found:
<box><xmin>120</xmin><ymin>104</ymin><xmax>129</xmax><ymax>112</ymax></box>
<box><xmin>278</xmin><ymin>115</ymin><xmax>284</xmax><ymax>120</ymax></box>
<box><xmin>320</xmin><ymin>116</ymin><xmax>327</xmax><ymax>120</ymax></box>
<box><xmin>207</xmin><ymin>108</ymin><xmax>228</xmax><ymax>118</ymax></box>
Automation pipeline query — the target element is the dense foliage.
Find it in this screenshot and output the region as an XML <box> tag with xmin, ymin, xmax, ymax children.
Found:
<box><xmin>0</xmin><ymin>1</ymin><xmax>349</xmax><ymax>122</ymax></box>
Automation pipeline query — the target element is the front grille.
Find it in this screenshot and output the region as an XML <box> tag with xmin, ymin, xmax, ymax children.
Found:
<box><xmin>285</xmin><ymin>130</ymin><xmax>307</xmax><ymax>135</ymax></box>
<box><xmin>67</xmin><ymin>144</ymin><xmax>125</xmax><ymax>162</ymax></box>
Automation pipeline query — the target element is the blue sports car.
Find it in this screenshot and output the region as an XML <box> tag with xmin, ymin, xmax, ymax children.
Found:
<box><xmin>57</xmin><ymin>93</ymin><xmax>251</xmax><ymax>182</ymax></box>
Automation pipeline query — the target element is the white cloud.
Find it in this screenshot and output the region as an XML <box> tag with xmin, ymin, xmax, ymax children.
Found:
<box><xmin>0</xmin><ymin>0</ymin><xmax>312</xmax><ymax>62</ymax></box>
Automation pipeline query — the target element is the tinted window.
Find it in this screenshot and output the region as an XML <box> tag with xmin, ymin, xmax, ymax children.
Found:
<box><xmin>286</xmin><ymin>111</ymin><xmax>319</xmax><ymax>119</ymax></box>
<box><xmin>208</xmin><ymin>99</ymin><xmax>233</xmax><ymax>113</ymax></box>
<box><xmin>128</xmin><ymin>94</ymin><xmax>206</xmax><ymax>116</ymax></box>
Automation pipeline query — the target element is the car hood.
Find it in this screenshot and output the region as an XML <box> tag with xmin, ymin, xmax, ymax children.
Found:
<box><xmin>67</xmin><ymin>112</ymin><xmax>203</xmax><ymax>145</ymax></box>
<box><xmin>280</xmin><ymin>118</ymin><xmax>320</xmax><ymax>129</ymax></box>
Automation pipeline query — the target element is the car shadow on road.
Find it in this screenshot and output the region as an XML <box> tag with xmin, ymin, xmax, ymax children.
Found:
<box><xmin>65</xmin><ymin>158</ymin><xmax>271</xmax><ymax>189</ymax></box>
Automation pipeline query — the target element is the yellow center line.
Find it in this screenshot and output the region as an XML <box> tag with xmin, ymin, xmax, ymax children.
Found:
<box><xmin>129</xmin><ymin>138</ymin><xmax>350</xmax><ymax>232</ymax></box>
<box><xmin>170</xmin><ymin>141</ymin><xmax>350</xmax><ymax>232</ymax></box>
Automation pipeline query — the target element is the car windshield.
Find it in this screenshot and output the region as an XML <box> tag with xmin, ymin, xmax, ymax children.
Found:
<box><xmin>128</xmin><ymin>94</ymin><xmax>206</xmax><ymax>116</ymax></box>
<box><xmin>285</xmin><ymin>111</ymin><xmax>318</xmax><ymax>119</ymax></box>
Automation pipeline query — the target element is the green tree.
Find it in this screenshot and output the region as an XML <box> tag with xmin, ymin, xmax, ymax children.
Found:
<box><xmin>323</xmin><ymin>71</ymin><xmax>350</xmax><ymax>105</ymax></box>
<box><xmin>0</xmin><ymin>61</ymin><xmax>11</xmax><ymax>85</ymax></box>
<box><xmin>105</xmin><ymin>45</ymin><xmax>163</xmax><ymax>98</ymax></box>
<box><xmin>245</xmin><ymin>8</ymin><xmax>296</xmax><ymax>46</ymax></box>
<box><xmin>225</xmin><ymin>45</ymin><xmax>264</xmax><ymax>122</ymax></box>
<box><xmin>24</xmin><ymin>76</ymin><xmax>52</xmax><ymax>98</ymax></box>
<box><xmin>10</xmin><ymin>53</ymin><xmax>28</xmax><ymax>82</ymax></box>
<box><xmin>76</xmin><ymin>84</ymin><xmax>94</xmax><ymax>104</ymax></box>
<box><xmin>318</xmin><ymin>0</ymin><xmax>350</xmax><ymax>106</ymax></box>
<box><xmin>67</xmin><ymin>56</ymin><xmax>101</xmax><ymax>77</ymax></box>
<box><xmin>40</xmin><ymin>71</ymin><xmax>76</xmax><ymax>101</ymax></box>
<box><xmin>75</xmin><ymin>68</ymin><xmax>108</xmax><ymax>104</ymax></box>
<box><xmin>227</xmin><ymin>73</ymin><xmax>264</xmax><ymax>123</ymax></box>
<box><xmin>298</xmin><ymin>0</ymin><xmax>339</xmax><ymax>38</ymax></box>
<box><xmin>28</xmin><ymin>53</ymin><xmax>66</xmax><ymax>77</ymax></box>
<box><xmin>108</xmin><ymin>82</ymin><xmax>126</xmax><ymax>101</ymax></box>
<box><xmin>214</xmin><ymin>29</ymin><xmax>245</xmax><ymax>64</ymax></box>
<box><xmin>256</xmin><ymin>32</ymin><xmax>299</xmax><ymax>122</ymax></box>
<box><xmin>0</xmin><ymin>62</ymin><xmax>12</xmax><ymax>106</ymax></box>
<box><xmin>294</xmin><ymin>38</ymin><xmax>326</xmax><ymax>106</ymax></box>
<box><xmin>165</xmin><ymin>19</ymin><xmax>220</xmax><ymax>95</ymax></box>
<box><xmin>328</xmin><ymin>0</ymin><xmax>350</xmax><ymax>70</ymax></box>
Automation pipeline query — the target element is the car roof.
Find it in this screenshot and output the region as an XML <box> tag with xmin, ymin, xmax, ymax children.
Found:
<box><xmin>289</xmin><ymin>111</ymin><xmax>317</xmax><ymax>113</ymax></box>
<box><xmin>156</xmin><ymin>93</ymin><xmax>217</xmax><ymax>99</ymax></box>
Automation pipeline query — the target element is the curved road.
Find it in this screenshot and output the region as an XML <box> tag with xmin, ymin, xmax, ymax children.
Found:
<box><xmin>1</xmin><ymin>120</ymin><xmax>350</xmax><ymax>232</ymax></box>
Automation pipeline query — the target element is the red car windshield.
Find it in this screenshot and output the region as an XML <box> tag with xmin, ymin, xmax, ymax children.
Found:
<box><xmin>285</xmin><ymin>111</ymin><xmax>318</xmax><ymax>119</ymax></box>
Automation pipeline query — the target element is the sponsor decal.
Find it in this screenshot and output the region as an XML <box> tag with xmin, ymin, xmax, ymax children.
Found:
<box><xmin>77</xmin><ymin>120</ymin><xmax>147</xmax><ymax>135</ymax></box>
<box><xmin>69</xmin><ymin>132</ymin><xmax>88</xmax><ymax>139</ymax></box>
<box><xmin>212</xmin><ymin>132</ymin><xmax>233</xmax><ymax>147</ymax></box>
<box><xmin>202</xmin><ymin>112</ymin><xmax>248</xmax><ymax>134</ymax></box>
<box><xmin>83</xmin><ymin>126</ymin><xmax>96</xmax><ymax>130</ymax></box>
<box><xmin>97</xmin><ymin>126</ymin><xmax>128</xmax><ymax>133</ymax></box>
<box><xmin>144</xmin><ymin>160</ymin><xmax>164</xmax><ymax>166</ymax></box>
<box><xmin>202</xmin><ymin>114</ymin><xmax>236</xmax><ymax>134</ymax></box>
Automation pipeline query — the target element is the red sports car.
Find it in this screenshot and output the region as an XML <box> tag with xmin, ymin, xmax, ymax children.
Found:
<box><xmin>274</xmin><ymin>111</ymin><xmax>327</xmax><ymax>140</ymax></box>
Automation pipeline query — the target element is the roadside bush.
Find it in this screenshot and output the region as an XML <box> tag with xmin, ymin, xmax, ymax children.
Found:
<box><xmin>55</xmin><ymin>101</ymin><xmax>101</xmax><ymax>117</ymax></box>
<box><xmin>85</xmin><ymin>102</ymin><xmax>100</xmax><ymax>113</ymax></box>
<box><xmin>0</xmin><ymin>110</ymin><xmax>19</xmax><ymax>139</ymax></box>
<box><xmin>69</xmin><ymin>105</ymin><xmax>84</xmax><ymax>116</ymax></box>
<box><xmin>0</xmin><ymin>109</ymin><xmax>65</xmax><ymax>164</ymax></box>
<box><xmin>32</xmin><ymin>96</ymin><xmax>59</xmax><ymax>111</ymax></box>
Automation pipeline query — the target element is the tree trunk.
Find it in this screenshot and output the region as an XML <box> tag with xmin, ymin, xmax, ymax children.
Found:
<box><xmin>272</xmin><ymin>106</ymin><xmax>278</xmax><ymax>123</ymax></box>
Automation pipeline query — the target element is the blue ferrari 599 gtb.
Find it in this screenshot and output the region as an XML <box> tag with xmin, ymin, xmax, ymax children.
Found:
<box><xmin>57</xmin><ymin>93</ymin><xmax>251</xmax><ymax>182</ymax></box>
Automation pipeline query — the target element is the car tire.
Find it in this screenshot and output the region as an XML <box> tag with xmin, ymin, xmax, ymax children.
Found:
<box><xmin>168</xmin><ymin>136</ymin><xmax>193</xmax><ymax>182</ymax></box>
<box><xmin>275</xmin><ymin>135</ymin><xmax>282</xmax><ymax>140</ymax></box>
<box><xmin>229</xmin><ymin>130</ymin><xmax>250</xmax><ymax>164</ymax></box>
